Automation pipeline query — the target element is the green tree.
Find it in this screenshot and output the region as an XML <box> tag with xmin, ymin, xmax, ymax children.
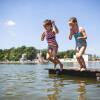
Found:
<box><xmin>24</xmin><ymin>47</ymin><xmax>37</xmax><ymax>60</ymax></box>
<box><xmin>0</xmin><ymin>46</ymin><xmax>76</xmax><ymax>61</ymax></box>
<box><xmin>41</xmin><ymin>49</ymin><xmax>47</xmax><ymax>59</ymax></box>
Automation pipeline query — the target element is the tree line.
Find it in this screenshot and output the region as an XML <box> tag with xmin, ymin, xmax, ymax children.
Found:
<box><xmin>0</xmin><ymin>46</ymin><xmax>75</xmax><ymax>61</ymax></box>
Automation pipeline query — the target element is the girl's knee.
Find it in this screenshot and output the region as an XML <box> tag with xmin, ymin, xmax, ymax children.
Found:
<box><xmin>53</xmin><ymin>56</ymin><xmax>57</xmax><ymax>60</ymax></box>
<box><xmin>46</xmin><ymin>54</ymin><xmax>51</xmax><ymax>60</ymax></box>
<box><xmin>76</xmin><ymin>54</ymin><xmax>79</xmax><ymax>59</ymax></box>
<box><xmin>46</xmin><ymin>56</ymin><xmax>50</xmax><ymax>60</ymax></box>
<box><xmin>76</xmin><ymin>54</ymin><xmax>81</xmax><ymax>59</ymax></box>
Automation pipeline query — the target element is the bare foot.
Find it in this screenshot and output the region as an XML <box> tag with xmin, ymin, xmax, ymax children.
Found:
<box><xmin>80</xmin><ymin>67</ymin><xmax>87</xmax><ymax>72</ymax></box>
<box><xmin>60</xmin><ymin>63</ymin><xmax>63</xmax><ymax>71</ymax></box>
<box><xmin>79</xmin><ymin>67</ymin><xmax>83</xmax><ymax>71</ymax></box>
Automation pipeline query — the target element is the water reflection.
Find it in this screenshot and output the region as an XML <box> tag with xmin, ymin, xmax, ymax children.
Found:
<box><xmin>47</xmin><ymin>74</ymin><xmax>96</xmax><ymax>100</ymax></box>
<box><xmin>77</xmin><ymin>81</ymin><xmax>87</xmax><ymax>100</ymax></box>
<box><xmin>46</xmin><ymin>78</ymin><xmax>64</xmax><ymax>100</ymax></box>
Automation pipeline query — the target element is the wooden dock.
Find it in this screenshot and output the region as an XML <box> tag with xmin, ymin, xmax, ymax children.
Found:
<box><xmin>45</xmin><ymin>67</ymin><xmax>100</xmax><ymax>78</ymax></box>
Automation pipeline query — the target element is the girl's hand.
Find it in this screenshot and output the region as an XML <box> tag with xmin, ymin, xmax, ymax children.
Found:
<box><xmin>70</xmin><ymin>28</ymin><xmax>73</xmax><ymax>35</ymax></box>
<box><xmin>69</xmin><ymin>22</ymin><xmax>74</xmax><ymax>29</ymax></box>
<box><xmin>70</xmin><ymin>27</ymin><xmax>73</xmax><ymax>31</ymax></box>
<box><xmin>77</xmin><ymin>37</ymin><xmax>82</xmax><ymax>41</ymax></box>
<box><xmin>51</xmin><ymin>20</ymin><xmax>55</xmax><ymax>25</ymax></box>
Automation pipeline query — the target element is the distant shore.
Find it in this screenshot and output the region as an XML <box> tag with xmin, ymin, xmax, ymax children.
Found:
<box><xmin>0</xmin><ymin>59</ymin><xmax>100</xmax><ymax>64</ymax></box>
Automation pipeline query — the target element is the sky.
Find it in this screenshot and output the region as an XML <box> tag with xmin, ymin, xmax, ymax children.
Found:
<box><xmin>0</xmin><ymin>0</ymin><xmax>100</xmax><ymax>56</ymax></box>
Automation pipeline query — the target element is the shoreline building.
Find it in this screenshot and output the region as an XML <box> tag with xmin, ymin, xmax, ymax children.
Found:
<box><xmin>20</xmin><ymin>54</ymin><xmax>27</xmax><ymax>63</ymax></box>
<box><xmin>37</xmin><ymin>51</ymin><xmax>44</xmax><ymax>64</ymax></box>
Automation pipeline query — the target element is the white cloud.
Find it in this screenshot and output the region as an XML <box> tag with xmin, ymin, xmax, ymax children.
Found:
<box><xmin>6</xmin><ymin>20</ymin><xmax>16</xmax><ymax>26</ymax></box>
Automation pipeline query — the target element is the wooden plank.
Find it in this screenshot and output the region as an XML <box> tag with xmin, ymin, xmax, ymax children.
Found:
<box><xmin>45</xmin><ymin>67</ymin><xmax>100</xmax><ymax>78</ymax></box>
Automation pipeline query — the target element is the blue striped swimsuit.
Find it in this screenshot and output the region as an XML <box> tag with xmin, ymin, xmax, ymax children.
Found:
<box><xmin>73</xmin><ymin>32</ymin><xmax>87</xmax><ymax>47</ymax></box>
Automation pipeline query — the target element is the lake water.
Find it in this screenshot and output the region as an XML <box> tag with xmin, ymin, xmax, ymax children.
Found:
<box><xmin>0</xmin><ymin>62</ymin><xmax>100</xmax><ymax>100</ymax></box>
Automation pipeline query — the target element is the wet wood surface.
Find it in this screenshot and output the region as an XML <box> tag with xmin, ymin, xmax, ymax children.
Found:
<box><xmin>45</xmin><ymin>67</ymin><xmax>100</xmax><ymax>77</ymax></box>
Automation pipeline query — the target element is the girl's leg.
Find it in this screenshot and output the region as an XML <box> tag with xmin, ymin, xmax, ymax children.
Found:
<box><xmin>54</xmin><ymin>62</ymin><xmax>57</xmax><ymax>70</ymax></box>
<box><xmin>54</xmin><ymin>58</ymin><xmax>63</xmax><ymax>71</ymax></box>
<box><xmin>77</xmin><ymin>46</ymin><xmax>86</xmax><ymax>69</ymax></box>
<box><xmin>76</xmin><ymin>54</ymin><xmax>83</xmax><ymax>68</ymax></box>
<box><xmin>80</xmin><ymin>56</ymin><xmax>86</xmax><ymax>68</ymax></box>
<box><xmin>76</xmin><ymin>47</ymin><xmax>83</xmax><ymax>68</ymax></box>
<box><xmin>78</xmin><ymin>46</ymin><xmax>86</xmax><ymax>67</ymax></box>
<box><xmin>46</xmin><ymin>49</ymin><xmax>55</xmax><ymax>64</ymax></box>
<box><xmin>78</xmin><ymin>46</ymin><xmax>87</xmax><ymax>71</ymax></box>
<box><xmin>53</xmin><ymin>46</ymin><xmax>63</xmax><ymax>71</ymax></box>
<box><xmin>46</xmin><ymin>48</ymin><xmax>59</xmax><ymax>70</ymax></box>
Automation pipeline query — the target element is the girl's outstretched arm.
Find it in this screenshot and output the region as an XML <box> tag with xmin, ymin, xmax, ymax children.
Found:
<box><xmin>41</xmin><ymin>31</ymin><xmax>45</xmax><ymax>41</ymax></box>
<box><xmin>52</xmin><ymin>21</ymin><xmax>59</xmax><ymax>34</ymax></box>
<box><xmin>69</xmin><ymin>28</ymin><xmax>73</xmax><ymax>40</ymax></box>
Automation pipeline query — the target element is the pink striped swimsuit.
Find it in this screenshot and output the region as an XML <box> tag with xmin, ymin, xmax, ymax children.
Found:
<box><xmin>45</xmin><ymin>31</ymin><xmax>58</xmax><ymax>46</ymax></box>
<box><xmin>45</xmin><ymin>31</ymin><xmax>58</xmax><ymax>55</ymax></box>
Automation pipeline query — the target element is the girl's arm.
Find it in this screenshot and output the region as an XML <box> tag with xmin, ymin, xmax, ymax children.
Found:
<box><xmin>41</xmin><ymin>31</ymin><xmax>45</xmax><ymax>41</ymax></box>
<box><xmin>69</xmin><ymin>28</ymin><xmax>73</xmax><ymax>40</ymax></box>
<box><xmin>52</xmin><ymin>21</ymin><xmax>59</xmax><ymax>34</ymax></box>
<box><xmin>77</xmin><ymin>27</ymin><xmax>87</xmax><ymax>40</ymax></box>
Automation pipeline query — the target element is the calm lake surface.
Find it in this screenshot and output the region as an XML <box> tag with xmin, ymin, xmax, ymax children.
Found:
<box><xmin>0</xmin><ymin>62</ymin><xmax>100</xmax><ymax>100</ymax></box>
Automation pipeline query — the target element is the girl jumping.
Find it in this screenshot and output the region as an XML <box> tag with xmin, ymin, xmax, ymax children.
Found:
<box><xmin>68</xmin><ymin>17</ymin><xmax>87</xmax><ymax>71</ymax></box>
<box><xmin>41</xmin><ymin>19</ymin><xmax>63</xmax><ymax>71</ymax></box>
